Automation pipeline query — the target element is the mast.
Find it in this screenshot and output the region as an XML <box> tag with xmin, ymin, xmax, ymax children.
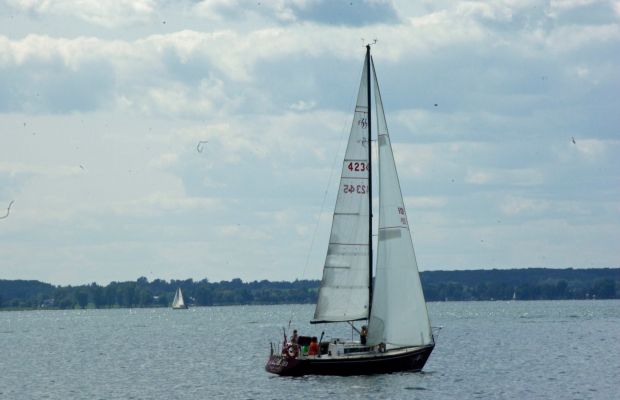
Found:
<box><xmin>366</xmin><ymin>44</ymin><xmax>373</xmax><ymax>317</ymax></box>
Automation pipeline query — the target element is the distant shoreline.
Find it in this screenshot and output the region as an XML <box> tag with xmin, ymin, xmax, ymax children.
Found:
<box><xmin>1</xmin><ymin>268</ymin><xmax>618</xmax><ymax>310</ymax></box>
<box><xmin>2</xmin><ymin>297</ymin><xmax>619</xmax><ymax>313</ymax></box>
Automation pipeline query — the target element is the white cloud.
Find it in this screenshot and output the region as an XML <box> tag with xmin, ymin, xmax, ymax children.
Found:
<box><xmin>553</xmin><ymin>138</ymin><xmax>617</xmax><ymax>163</ymax></box>
<box><xmin>455</xmin><ymin>2</ymin><xmax>514</xmax><ymax>22</ymax></box>
<box><xmin>549</xmin><ymin>0</ymin><xmax>601</xmax><ymax>14</ymax></box>
<box><xmin>140</xmin><ymin>78</ymin><xmax>240</xmax><ymax>117</ymax></box>
<box><xmin>465</xmin><ymin>168</ymin><xmax>544</xmax><ymax>186</ymax></box>
<box><xmin>465</xmin><ymin>169</ymin><xmax>494</xmax><ymax>185</ymax></box>
<box><xmin>0</xmin><ymin>160</ymin><xmax>81</xmax><ymax>178</ymax></box>
<box><xmin>290</xmin><ymin>100</ymin><xmax>317</xmax><ymax>111</ymax></box>
<box><xmin>404</xmin><ymin>196</ymin><xmax>448</xmax><ymax>209</ymax></box>
<box><xmin>113</xmin><ymin>193</ymin><xmax>224</xmax><ymax>217</ymax></box>
<box><xmin>538</xmin><ymin>24</ymin><xmax>620</xmax><ymax>54</ymax></box>
<box><xmin>147</xmin><ymin>153</ymin><xmax>178</xmax><ymax>169</ymax></box>
<box><xmin>193</xmin><ymin>0</ymin><xmax>301</xmax><ymax>22</ymax></box>
<box><xmin>6</xmin><ymin>0</ymin><xmax>156</xmax><ymax>28</ymax></box>
<box><xmin>218</xmin><ymin>223</ymin><xmax>272</xmax><ymax>240</ymax></box>
<box><xmin>500</xmin><ymin>195</ymin><xmax>549</xmax><ymax>216</ymax></box>
<box><xmin>572</xmin><ymin>138</ymin><xmax>610</xmax><ymax>159</ymax></box>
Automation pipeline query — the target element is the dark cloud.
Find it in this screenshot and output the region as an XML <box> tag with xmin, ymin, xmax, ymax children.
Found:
<box><xmin>291</xmin><ymin>0</ymin><xmax>400</xmax><ymax>26</ymax></box>
<box><xmin>191</xmin><ymin>0</ymin><xmax>400</xmax><ymax>26</ymax></box>
<box><xmin>550</xmin><ymin>1</ymin><xmax>619</xmax><ymax>26</ymax></box>
<box><xmin>468</xmin><ymin>2</ymin><xmax>618</xmax><ymax>34</ymax></box>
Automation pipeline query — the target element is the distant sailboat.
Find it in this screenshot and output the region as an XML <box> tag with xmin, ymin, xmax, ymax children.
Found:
<box><xmin>171</xmin><ymin>288</ymin><xmax>188</xmax><ymax>309</ymax></box>
<box><xmin>265</xmin><ymin>45</ymin><xmax>434</xmax><ymax>376</ymax></box>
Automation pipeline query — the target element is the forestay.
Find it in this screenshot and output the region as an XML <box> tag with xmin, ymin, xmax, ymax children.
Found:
<box><xmin>367</xmin><ymin>59</ymin><xmax>433</xmax><ymax>347</ymax></box>
<box><xmin>313</xmin><ymin>54</ymin><xmax>371</xmax><ymax>323</ymax></box>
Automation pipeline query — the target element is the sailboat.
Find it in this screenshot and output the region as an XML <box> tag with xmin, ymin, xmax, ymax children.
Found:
<box><xmin>171</xmin><ymin>287</ymin><xmax>188</xmax><ymax>309</ymax></box>
<box><xmin>265</xmin><ymin>46</ymin><xmax>434</xmax><ymax>376</ymax></box>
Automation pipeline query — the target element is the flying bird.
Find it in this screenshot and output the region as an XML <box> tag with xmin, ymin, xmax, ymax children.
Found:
<box><xmin>1</xmin><ymin>200</ymin><xmax>14</xmax><ymax>220</ymax></box>
<box><xmin>197</xmin><ymin>141</ymin><xmax>208</xmax><ymax>153</ymax></box>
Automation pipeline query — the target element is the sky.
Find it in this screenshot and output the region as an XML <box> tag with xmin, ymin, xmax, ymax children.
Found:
<box><xmin>0</xmin><ymin>0</ymin><xmax>619</xmax><ymax>286</ymax></box>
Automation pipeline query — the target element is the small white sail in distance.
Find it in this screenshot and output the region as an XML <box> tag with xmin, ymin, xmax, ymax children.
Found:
<box><xmin>172</xmin><ymin>287</ymin><xmax>187</xmax><ymax>309</ymax></box>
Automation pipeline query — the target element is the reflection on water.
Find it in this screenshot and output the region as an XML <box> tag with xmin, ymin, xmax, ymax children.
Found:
<box><xmin>1</xmin><ymin>300</ymin><xmax>618</xmax><ymax>399</ymax></box>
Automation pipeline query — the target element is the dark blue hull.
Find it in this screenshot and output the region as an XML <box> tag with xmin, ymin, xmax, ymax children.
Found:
<box><xmin>265</xmin><ymin>344</ymin><xmax>434</xmax><ymax>376</ymax></box>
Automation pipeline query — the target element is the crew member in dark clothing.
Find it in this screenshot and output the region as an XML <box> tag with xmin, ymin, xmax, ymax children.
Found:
<box><xmin>360</xmin><ymin>325</ymin><xmax>368</xmax><ymax>345</ymax></box>
<box><xmin>291</xmin><ymin>330</ymin><xmax>299</xmax><ymax>345</ymax></box>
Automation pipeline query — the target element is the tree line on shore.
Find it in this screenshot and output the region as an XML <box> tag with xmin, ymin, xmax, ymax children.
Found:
<box><xmin>0</xmin><ymin>268</ymin><xmax>618</xmax><ymax>310</ymax></box>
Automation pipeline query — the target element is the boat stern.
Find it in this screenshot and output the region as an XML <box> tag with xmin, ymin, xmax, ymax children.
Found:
<box><xmin>265</xmin><ymin>354</ymin><xmax>302</xmax><ymax>376</ymax></box>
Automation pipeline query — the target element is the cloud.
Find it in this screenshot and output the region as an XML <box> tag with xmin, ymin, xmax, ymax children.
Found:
<box><xmin>290</xmin><ymin>0</ymin><xmax>400</xmax><ymax>26</ymax></box>
<box><xmin>2</xmin><ymin>3</ymin><xmax>617</xmax><ymax>116</ymax></box>
<box><xmin>571</xmin><ymin>138</ymin><xmax>612</xmax><ymax>159</ymax></box>
<box><xmin>6</xmin><ymin>0</ymin><xmax>156</xmax><ymax>28</ymax></box>
<box><xmin>138</xmin><ymin>78</ymin><xmax>242</xmax><ymax>118</ymax></box>
<box><xmin>290</xmin><ymin>100</ymin><xmax>317</xmax><ymax>111</ymax></box>
<box><xmin>465</xmin><ymin>168</ymin><xmax>544</xmax><ymax>187</ymax></box>
<box><xmin>1</xmin><ymin>0</ymin><xmax>619</xmax><ymax>284</ymax></box>
<box><xmin>148</xmin><ymin>153</ymin><xmax>179</xmax><ymax>169</ymax></box>
<box><xmin>0</xmin><ymin>161</ymin><xmax>81</xmax><ymax>178</ymax></box>
<box><xmin>547</xmin><ymin>0</ymin><xmax>619</xmax><ymax>25</ymax></box>
<box><xmin>404</xmin><ymin>196</ymin><xmax>447</xmax><ymax>209</ymax></box>
<box><xmin>112</xmin><ymin>192</ymin><xmax>224</xmax><ymax>217</ymax></box>
<box><xmin>193</xmin><ymin>0</ymin><xmax>400</xmax><ymax>25</ymax></box>
<box><xmin>552</xmin><ymin>138</ymin><xmax>618</xmax><ymax>164</ymax></box>
<box><xmin>455</xmin><ymin>2</ymin><xmax>514</xmax><ymax>23</ymax></box>
<box><xmin>500</xmin><ymin>195</ymin><xmax>550</xmax><ymax>216</ymax></box>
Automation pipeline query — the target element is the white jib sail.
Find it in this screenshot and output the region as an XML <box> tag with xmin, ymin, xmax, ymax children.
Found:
<box><xmin>313</xmin><ymin>54</ymin><xmax>371</xmax><ymax>323</ymax></box>
<box><xmin>367</xmin><ymin>58</ymin><xmax>433</xmax><ymax>347</ymax></box>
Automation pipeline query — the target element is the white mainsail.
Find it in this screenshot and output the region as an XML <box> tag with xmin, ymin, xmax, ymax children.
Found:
<box><xmin>367</xmin><ymin>59</ymin><xmax>433</xmax><ymax>347</ymax></box>
<box><xmin>172</xmin><ymin>288</ymin><xmax>186</xmax><ymax>308</ymax></box>
<box><xmin>313</xmin><ymin>54</ymin><xmax>371</xmax><ymax>323</ymax></box>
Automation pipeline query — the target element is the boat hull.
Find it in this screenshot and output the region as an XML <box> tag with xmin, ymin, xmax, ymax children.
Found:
<box><xmin>265</xmin><ymin>344</ymin><xmax>434</xmax><ymax>376</ymax></box>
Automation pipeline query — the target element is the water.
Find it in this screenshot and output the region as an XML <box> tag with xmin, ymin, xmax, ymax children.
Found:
<box><xmin>1</xmin><ymin>300</ymin><xmax>618</xmax><ymax>399</ymax></box>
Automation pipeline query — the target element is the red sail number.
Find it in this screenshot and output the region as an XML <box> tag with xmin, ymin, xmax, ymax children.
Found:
<box><xmin>343</xmin><ymin>184</ymin><xmax>367</xmax><ymax>194</ymax></box>
<box><xmin>347</xmin><ymin>162</ymin><xmax>367</xmax><ymax>172</ymax></box>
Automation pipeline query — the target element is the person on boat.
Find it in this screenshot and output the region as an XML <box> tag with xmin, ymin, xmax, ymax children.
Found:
<box><xmin>291</xmin><ymin>330</ymin><xmax>299</xmax><ymax>345</ymax></box>
<box><xmin>360</xmin><ymin>325</ymin><xmax>368</xmax><ymax>345</ymax></box>
<box><xmin>288</xmin><ymin>329</ymin><xmax>300</xmax><ymax>356</ymax></box>
<box><xmin>308</xmin><ymin>336</ymin><xmax>319</xmax><ymax>356</ymax></box>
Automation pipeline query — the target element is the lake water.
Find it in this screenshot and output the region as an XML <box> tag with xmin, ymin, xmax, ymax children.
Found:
<box><xmin>1</xmin><ymin>300</ymin><xmax>618</xmax><ymax>399</ymax></box>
